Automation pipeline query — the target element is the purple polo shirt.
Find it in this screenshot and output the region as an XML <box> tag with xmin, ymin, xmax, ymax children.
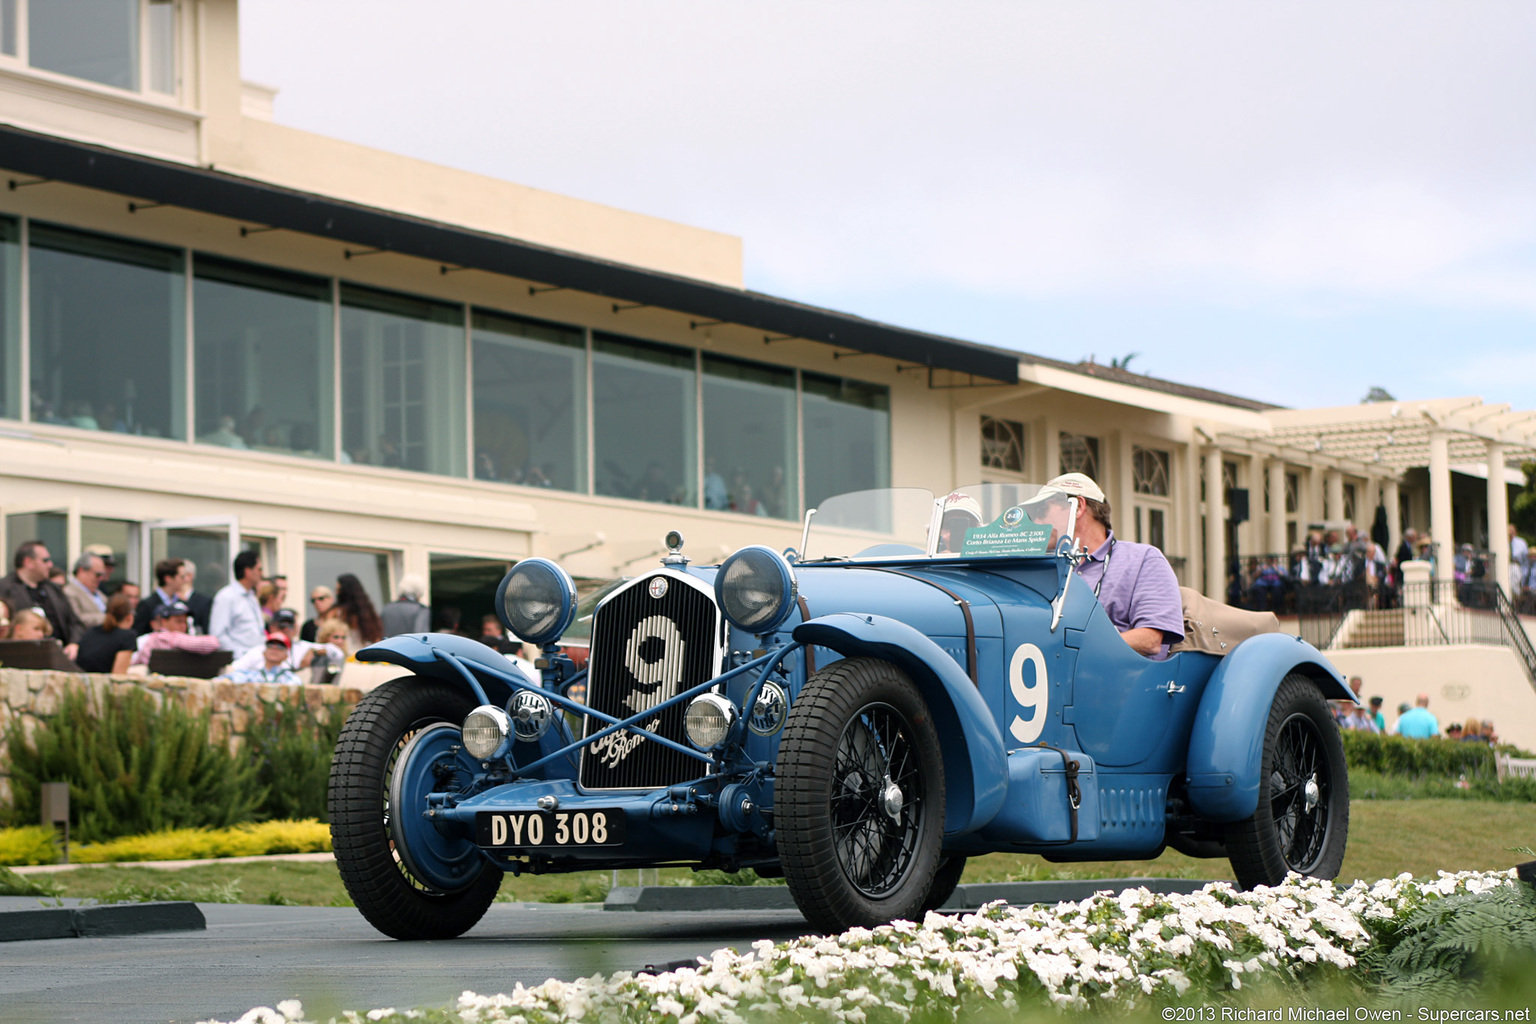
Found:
<box><xmin>1072</xmin><ymin>531</ymin><xmax>1184</xmax><ymax>659</ymax></box>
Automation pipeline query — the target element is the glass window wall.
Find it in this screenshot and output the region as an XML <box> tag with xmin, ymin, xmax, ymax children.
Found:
<box><xmin>802</xmin><ymin>373</ymin><xmax>889</xmax><ymax>510</ymax></box>
<box><xmin>306</xmin><ymin>544</ymin><xmax>391</xmax><ymax>614</ymax></box>
<box><xmin>702</xmin><ymin>354</ymin><xmax>797</xmax><ymax>518</ymax></box>
<box><xmin>29</xmin><ymin>0</ymin><xmax>138</xmax><ymax>89</ymax></box>
<box><xmin>472</xmin><ymin>310</ymin><xmax>585</xmax><ymax>490</ymax></box>
<box><xmin>341</xmin><ymin>284</ymin><xmax>466</xmax><ymax>476</ymax></box>
<box><xmin>29</xmin><ymin>222</ymin><xmax>185</xmax><ymax>439</ymax></box>
<box><xmin>592</xmin><ymin>333</ymin><xmax>696</xmax><ymax>505</ymax></box>
<box><xmin>146</xmin><ymin>0</ymin><xmax>176</xmax><ymax>94</ymax></box>
<box><xmin>0</xmin><ymin>216</ymin><xmax>17</xmax><ymax>420</ymax></box>
<box><xmin>194</xmin><ymin>255</ymin><xmax>332</xmax><ymax>458</ymax></box>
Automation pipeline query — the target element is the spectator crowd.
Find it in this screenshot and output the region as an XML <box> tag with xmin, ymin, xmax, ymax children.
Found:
<box><xmin>1331</xmin><ymin>676</ymin><xmax>1501</xmax><ymax>743</ymax></box>
<box><xmin>0</xmin><ymin>539</ymin><xmax>524</xmax><ymax>686</ymax></box>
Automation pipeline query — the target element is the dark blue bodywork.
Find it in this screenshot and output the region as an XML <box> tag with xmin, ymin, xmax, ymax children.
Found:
<box><xmin>360</xmin><ymin>550</ymin><xmax>1351</xmax><ymax>879</ymax></box>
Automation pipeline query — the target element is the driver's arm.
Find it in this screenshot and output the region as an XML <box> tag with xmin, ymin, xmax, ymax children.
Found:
<box><xmin>1119</xmin><ymin>627</ymin><xmax>1165</xmax><ymax>657</ymax></box>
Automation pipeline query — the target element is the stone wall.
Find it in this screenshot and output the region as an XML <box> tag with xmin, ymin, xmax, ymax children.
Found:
<box><xmin>0</xmin><ymin>669</ymin><xmax>365</xmax><ymax>807</ymax></box>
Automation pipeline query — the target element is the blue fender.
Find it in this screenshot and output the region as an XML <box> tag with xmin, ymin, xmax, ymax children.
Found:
<box><xmin>357</xmin><ymin>632</ymin><xmax>577</xmax><ymax>778</ymax></box>
<box><xmin>1184</xmin><ymin>633</ymin><xmax>1352</xmax><ymax>822</ymax></box>
<box><xmin>792</xmin><ymin>612</ymin><xmax>1008</xmax><ymax>836</ymax></box>
<box><xmin>357</xmin><ymin>632</ymin><xmax>539</xmax><ymax>706</ymax></box>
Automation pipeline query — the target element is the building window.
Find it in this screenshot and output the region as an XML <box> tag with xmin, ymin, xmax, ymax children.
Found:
<box><xmin>194</xmin><ymin>255</ymin><xmax>332</xmax><ymax>458</ymax></box>
<box><xmin>0</xmin><ymin>215</ymin><xmax>16</xmax><ymax>420</ymax></box>
<box><xmin>1132</xmin><ymin>446</ymin><xmax>1170</xmax><ymax>496</ymax></box>
<box><xmin>19</xmin><ymin>0</ymin><xmax>177</xmax><ymax>95</ymax></box>
<box><xmin>1286</xmin><ymin>472</ymin><xmax>1299</xmax><ymax>514</ymax></box>
<box><xmin>981</xmin><ymin>416</ymin><xmax>1025</xmax><ymax>473</ymax></box>
<box><xmin>592</xmin><ymin>333</ymin><xmax>696</xmax><ymax>505</ymax></box>
<box><xmin>703</xmin><ymin>354</ymin><xmax>797</xmax><ymax>519</ymax></box>
<box><xmin>1059</xmin><ymin>432</ymin><xmax>1099</xmax><ymax>479</ymax></box>
<box><xmin>306</xmin><ymin>543</ymin><xmax>391</xmax><ymax>616</ymax></box>
<box><xmin>29</xmin><ymin>222</ymin><xmax>185</xmax><ymax>439</ymax></box>
<box><xmin>1</xmin><ymin>0</ymin><xmax>16</xmax><ymax>56</ymax></box>
<box><xmin>803</xmin><ymin>373</ymin><xmax>890</xmax><ymax>510</ymax></box>
<box><xmin>341</xmin><ymin>284</ymin><xmax>466</xmax><ymax>476</ymax></box>
<box><xmin>1343</xmin><ymin>482</ymin><xmax>1357</xmax><ymax>524</ymax></box>
<box><xmin>1135</xmin><ymin>506</ymin><xmax>1167</xmax><ymax>551</ymax></box>
<box><xmin>472</xmin><ymin>309</ymin><xmax>586</xmax><ymax>491</ymax></box>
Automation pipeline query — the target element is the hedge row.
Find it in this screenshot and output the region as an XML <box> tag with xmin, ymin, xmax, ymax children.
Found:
<box><xmin>1340</xmin><ymin>730</ymin><xmax>1526</xmax><ymax>780</ymax></box>
<box><xmin>1</xmin><ymin>685</ymin><xmax>347</xmax><ymax>843</ymax></box>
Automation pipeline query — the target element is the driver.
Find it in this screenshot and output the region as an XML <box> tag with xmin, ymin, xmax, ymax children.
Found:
<box><xmin>937</xmin><ymin>492</ymin><xmax>984</xmax><ymax>553</ymax></box>
<box><xmin>1023</xmin><ymin>472</ymin><xmax>1184</xmax><ymax>659</ymax></box>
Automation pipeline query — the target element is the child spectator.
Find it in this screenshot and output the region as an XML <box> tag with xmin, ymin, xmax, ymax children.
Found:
<box><xmin>225</xmin><ymin>632</ymin><xmax>303</xmax><ymax>685</ymax></box>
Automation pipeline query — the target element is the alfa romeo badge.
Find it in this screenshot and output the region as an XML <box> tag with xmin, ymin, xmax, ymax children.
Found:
<box><xmin>648</xmin><ymin>576</ymin><xmax>669</xmax><ymax>599</ymax></box>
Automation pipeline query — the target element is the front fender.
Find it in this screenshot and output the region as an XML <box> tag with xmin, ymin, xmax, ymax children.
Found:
<box><xmin>358</xmin><ymin>632</ymin><xmax>539</xmax><ymax>706</ymax></box>
<box><xmin>792</xmin><ymin>612</ymin><xmax>1008</xmax><ymax>836</ymax></box>
<box><xmin>1184</xmin><ymin>633</ymin><xmax>1351</xmax><ymax>822</ymax></box>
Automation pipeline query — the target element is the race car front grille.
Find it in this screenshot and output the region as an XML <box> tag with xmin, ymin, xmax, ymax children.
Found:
<box><xmin>579</xmin><ymin>573</ymin><xmax>721</xmax><ymax>790</ymax></box>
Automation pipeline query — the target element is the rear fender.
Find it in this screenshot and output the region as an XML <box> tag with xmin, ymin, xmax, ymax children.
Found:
<box><xmin>792</xmin><ymin>612</ymin><xmax>1008</xmax><ymax>836</ymax></box>
<box><xmin>1184</xmin><ymin>633</ymin><xmax>1351</xmax><ymax>822</ymax></box>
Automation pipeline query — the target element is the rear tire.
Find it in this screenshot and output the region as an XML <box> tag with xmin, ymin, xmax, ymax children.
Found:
<box><xmin>778</xmin><ymin>658</ymin><xmax>945</xmax><ymax>932</ymax></box>
<box><xmin>1223</xmin><ymin>673</ymin><xmax>1349</xmax><ymax>889</ymax></box>
<box><xmin>329</xmin><ymin>678</ymin><xmax>502</xmax><ymax>939</ymax></box>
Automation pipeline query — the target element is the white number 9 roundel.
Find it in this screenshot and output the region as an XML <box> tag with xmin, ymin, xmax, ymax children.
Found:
<box><xmin>1008</xmin><ymin>643</ymin><xmax>1049</xmax><ymax>743</ymax></box>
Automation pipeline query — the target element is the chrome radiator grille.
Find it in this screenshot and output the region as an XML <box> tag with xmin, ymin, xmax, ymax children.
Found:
<box><xmin>579</xmin><ymin>572</ymin><xmax>722</xmax><ymax>790</ymax></box>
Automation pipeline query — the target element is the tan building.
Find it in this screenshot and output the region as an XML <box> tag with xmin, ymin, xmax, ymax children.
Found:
<box><xmin>2</xmin><ymin>0</ymin><xmax>1535</xmax><ymax>696</ymax></box>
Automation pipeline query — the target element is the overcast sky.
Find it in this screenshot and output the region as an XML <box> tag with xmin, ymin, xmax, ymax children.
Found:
<box><xmin>241</xmin><ymin>2</ymin><xmax>1536</xmax><ymax>412</ymax></box>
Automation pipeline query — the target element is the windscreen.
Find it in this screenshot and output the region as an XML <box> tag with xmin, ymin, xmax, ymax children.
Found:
<box><xmin>801</xmin><ymin>483</ymin><xmax>1070</xmax><ymax>561</ymax></box>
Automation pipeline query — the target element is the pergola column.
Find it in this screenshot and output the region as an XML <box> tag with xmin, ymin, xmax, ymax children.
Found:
<box><xmin>1383</xmin><ymin>478</ymin><xmax>1401</xmax><ymax>555</ymax></box>
<box><xmin>1487</xmin><ymin>440</ymin><xmax>1510</xmax><ymax>595</ymax></box>
<box><xmin>1325</xmin><ymin>469</ymin><xmax>1345</xmax><ymax>527</ymax></box>
<box><xmin>1267</xmin><ymin>458</ymin><xmax>1287</xmax><ymax>555</ymax></box>
<box><xmin>1429</xmin><ymin>430</ymin><xmax>1454</xmax><ymax>584</ymax></box>
<box><xmin>1205</xmin><ymin>446</ymin><xmax>1226</xmax><ymax>599</ymax></box>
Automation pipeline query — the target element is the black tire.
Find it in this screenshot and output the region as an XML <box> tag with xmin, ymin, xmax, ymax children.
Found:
<box><xmin>923</xmin><ymin>855</ymin><xmax>967</xmax><ymax>913</ymax></box>
<box><xmin>1223</xmin><ymin>673</ymin><xmax>1349</xmax><ymax>889</ymax></box>
<box><xmin>778</xmin><ymin>658</ymin><xmax>945</xmax><ymax>932</ymax></box>
<box><xmin>329</xmin><ymin>678</ymin><xmax>502</xmax><ymax>939</ymax></box>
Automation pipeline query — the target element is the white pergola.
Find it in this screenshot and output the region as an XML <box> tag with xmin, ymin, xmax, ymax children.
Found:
<box><xmin>1214</xmin><ymin>398</ymin><xmax>1536</xmax><ymax>594</ymax></box>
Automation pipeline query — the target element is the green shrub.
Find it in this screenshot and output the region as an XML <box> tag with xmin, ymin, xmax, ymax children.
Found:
<box><xmin>1350</xmin><ymin>768</ymin><xmax>1536</xmax><ymax>802</ymax></box>
<box><xmin>71</xmin><ymin>819</ymin><xmax>330</xmax><ymax>863</ymax></box>
<box><xmin>246</xmin><ymin>704</ymin><xmax>348</xmax><ymax>823</ymax></box>
<box><xmin>1344</xmin><ymin>732</ymin><xmax>1493</xmax><ymax>778</ymax></box>
<box><xmin>2</xmin><ymin>686</ymin><xmax>265</xmax><ymax>843</ymax></box>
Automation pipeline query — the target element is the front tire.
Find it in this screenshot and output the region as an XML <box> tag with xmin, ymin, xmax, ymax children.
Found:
<box><xmin>329</xmin><ymin>678</ymin><xmax>502</xmax><ymax>939</ymax></box>
<box><xmin>778</xmin><ymin>658</ymin><xmax>945</xmax><ymax>932</ymax></box>
<box><xmin>1223</xmin><ymin>673</ymin><xmax>1349</xmax><ymax>889</ymax></box>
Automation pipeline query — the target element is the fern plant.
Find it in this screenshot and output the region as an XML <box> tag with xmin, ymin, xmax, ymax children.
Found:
<box><xmin>1363</xmin><ymin>882</ymin><xmax>1536</xmax><ymax>1005</ymax></box>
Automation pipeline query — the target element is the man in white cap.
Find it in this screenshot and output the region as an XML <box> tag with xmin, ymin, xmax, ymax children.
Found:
<box><xmin>1024</xmin><ymin>472</ymin><xmax>1184</xmax><ymax>659</ymax></box>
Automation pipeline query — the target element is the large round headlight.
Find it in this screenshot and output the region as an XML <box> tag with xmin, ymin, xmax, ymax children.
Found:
<box><xmin>494</xmin><ymin>557</ymin><xmax>577</xmax><ymax>646</ymax></box>
<box><xmin>684</xmin><ymin>693</ymin><xmax>738</xmax><ymax>750</ymax></box>
<box><xmin>462</xmin><ymin>705</ymin><xmax>512</xmax><ymax>761</ymax></box>
<box><xmin>714</xmin><ymin>545</ymin><xmax>798</xmax><ymax>635</ymax></box>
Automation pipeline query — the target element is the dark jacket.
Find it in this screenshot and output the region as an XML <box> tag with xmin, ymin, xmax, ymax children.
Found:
<box><xmin>0</xmin><ymin>572</ymin><xmax>86</xmax><ymax>645</ymax></box>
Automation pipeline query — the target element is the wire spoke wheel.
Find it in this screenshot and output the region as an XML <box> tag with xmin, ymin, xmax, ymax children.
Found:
<box><xmin>1224</xmin><ymin>673</ymin><xmax>1349</xmax><ymax>889</ymax></box>
<box><xmin>778</xmin><ymin>658</ymin><xmax>945</xmax><ymax>932</ymax></box>
<box><xmin>831</xmin><ymin>703</ymin><xmax>924</xmax><ymax>896</ymax></box>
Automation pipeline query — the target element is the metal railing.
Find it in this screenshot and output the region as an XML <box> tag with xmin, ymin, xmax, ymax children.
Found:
<box><xmin>1293</xmin><ymin>580</ymin><xmax>1536</xmax><ymax>685</ymax></box>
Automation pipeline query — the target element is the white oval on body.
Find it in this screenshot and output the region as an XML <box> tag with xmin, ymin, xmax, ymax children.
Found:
<box><xmin>1008</xmin><ymin>642</ymin><xmax>1049</xmax><ymax>743</ymax></box>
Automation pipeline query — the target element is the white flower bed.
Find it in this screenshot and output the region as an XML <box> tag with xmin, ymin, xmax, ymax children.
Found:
<box><xmin>207</xmin><ymin>871</ymin><xmax>1518</xmax><ymax>1024</ymax></box>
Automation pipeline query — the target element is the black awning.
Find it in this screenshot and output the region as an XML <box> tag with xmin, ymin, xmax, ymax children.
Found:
<box><xmin>0</xmin><ymin>125</ymin><xmax>1019</xmax><ymax>384</ymax></box>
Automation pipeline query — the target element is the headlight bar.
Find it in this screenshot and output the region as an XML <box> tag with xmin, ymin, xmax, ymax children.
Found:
<box><xmin>430</xmin><ymin>642</ymin><xmax>803</xmax><ymax>777</ymax></box>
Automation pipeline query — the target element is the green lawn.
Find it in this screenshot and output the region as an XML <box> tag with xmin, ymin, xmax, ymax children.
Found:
<box><xmin>21</xmin><ymin>799</ymin><xmax>1534</xmax><ymax>906</ymax></box>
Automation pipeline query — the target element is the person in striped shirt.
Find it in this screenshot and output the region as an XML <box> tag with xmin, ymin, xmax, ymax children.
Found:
<box><xmin>130</xmin><ymin>599</ymin><xmax>221</xmax><ymax>666</ymax></box>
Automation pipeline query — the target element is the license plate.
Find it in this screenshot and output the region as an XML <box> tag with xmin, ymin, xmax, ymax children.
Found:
<box><xmin>476</xmin><ymin>809</ymin><xmax>625</xmax><ymax>849</ymax></box>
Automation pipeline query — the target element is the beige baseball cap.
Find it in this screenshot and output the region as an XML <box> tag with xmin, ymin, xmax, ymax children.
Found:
<box><xmin>1022</xmin><ymin>472</ymin><xmax>1105</xmax><ymax>509</ymax></box>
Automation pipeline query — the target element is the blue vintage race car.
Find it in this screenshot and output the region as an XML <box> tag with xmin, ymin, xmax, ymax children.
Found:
<box><xmin>329</xmin><ymin>483</ymin><xmax>1352</xmax><ymax>939</ymax></box>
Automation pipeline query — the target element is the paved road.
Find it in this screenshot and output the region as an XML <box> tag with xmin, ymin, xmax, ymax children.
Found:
<box><xmin>0</xmin><ymin>900</ymin><xmax>812</xmax><ymax>1024</ymax></box>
